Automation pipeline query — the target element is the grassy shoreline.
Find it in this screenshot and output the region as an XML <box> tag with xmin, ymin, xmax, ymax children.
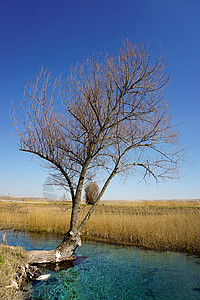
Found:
<box><xmin>0</xmin><ymin>199</ymin><xmax>200</xmax><ymax>255</ymax></box>
<box><xmin>0</xmin><ymin>245</ymin><xmax>27</xmax><ymax>299</ymax></box>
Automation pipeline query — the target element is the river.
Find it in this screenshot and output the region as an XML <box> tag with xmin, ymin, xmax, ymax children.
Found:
<box><xmin>1</xmin><ymin>230</ymin><xmax>200</xmax><ymax>299</ymax></box>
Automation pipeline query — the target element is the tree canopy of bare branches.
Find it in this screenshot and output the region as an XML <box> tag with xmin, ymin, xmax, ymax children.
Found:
<box><xmin>11</xmin><ymin>41</ymin><xmax>184</xmax><ymax>261</ymax></box>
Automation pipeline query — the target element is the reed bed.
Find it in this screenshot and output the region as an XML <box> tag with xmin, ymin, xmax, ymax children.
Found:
<box><xmin>0</xmin><ymin>203</ymin><xmax>71</xmax><ymax>234</ymax></box>
<box><xmin>83</xmin><ymin>211</ymin><xmax>200</xmax><ymax>253</ymax></box>
<box><xmin>0</xmin><ymin>201</ymin><xmax>200</xmax><ymax>254</ymax></box>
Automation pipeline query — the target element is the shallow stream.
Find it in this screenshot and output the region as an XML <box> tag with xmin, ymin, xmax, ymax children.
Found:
<box><xmin>1</xmin><ymin>230</ymin><xmax>200</xmax><ymax>299</ymax></box>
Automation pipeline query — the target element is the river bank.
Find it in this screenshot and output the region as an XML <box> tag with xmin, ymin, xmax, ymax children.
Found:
<box><xmin>0</xmin><ymin>245</ymin><xmax>27</xmax><ymax>299</ymax></box>
<box><xmin>0</xmin><ymin>198</ymin><xmax>200</xmax><ymax>255</ymax></box>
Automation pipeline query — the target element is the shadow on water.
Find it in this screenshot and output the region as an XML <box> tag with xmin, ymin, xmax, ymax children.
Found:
<box><xmin>38</xmin><ymin>256</ymin><xmax>87</xmax><ymax>272</ymax></box>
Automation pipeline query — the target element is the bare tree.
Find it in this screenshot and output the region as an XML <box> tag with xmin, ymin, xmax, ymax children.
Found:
<box><xmin>11</xmin><ymin>41</ymin><xmax>184</xmax><ymax>264</ymax></box>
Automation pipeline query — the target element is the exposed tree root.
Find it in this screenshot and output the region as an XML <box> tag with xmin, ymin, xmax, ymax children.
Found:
<box><xmin>27</xmin><ymin>230</ymin><xmax>81</xmax><ymax>264</ymax></box>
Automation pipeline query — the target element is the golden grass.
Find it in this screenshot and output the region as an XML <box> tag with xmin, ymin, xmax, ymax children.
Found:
<box><xmin>0</xmin><ymin>200</ymin><xmax>200</xmax><ymax>254</ymax></box>
<box><xmin>0</xmin><ymin>202</ymin><xmax>71</xmax><ymax>234</ymax></box>
<box><xmin>83</xmin><ymin>211</ymin><xmax>200</xmax><ymax>253</ymax></box>
<box><xmin>0</xmin><ymin>245</ymin><xmax>27</xmax><ymax>299</ymax></box>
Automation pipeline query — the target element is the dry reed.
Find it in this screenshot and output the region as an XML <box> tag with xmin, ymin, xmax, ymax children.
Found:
<box><xmin>0</xmin><ymin>201</ymin><xmax>200</xmax><ymax>254</ymax></box>
<box><xmin>82</xmin><ymin>211</ymin><xmax>200</xmax><ymax>253</ymax></box>
<box><xmin>0</xmin><ymin>245</ymin><xmax>27</xmax><ymax>299</ymax></box>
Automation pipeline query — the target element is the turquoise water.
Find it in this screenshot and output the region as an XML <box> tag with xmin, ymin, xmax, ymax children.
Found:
<box><xmin>1</xmin><ymin>230</ymin><xmax>200</xmax><ymax>299</ymax></box>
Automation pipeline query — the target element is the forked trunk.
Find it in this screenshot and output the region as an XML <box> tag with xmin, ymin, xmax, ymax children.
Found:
<box><xmin>27</xmin><ymin>230</ymin><xmax>81</xmax><ymax>264</ymax></box>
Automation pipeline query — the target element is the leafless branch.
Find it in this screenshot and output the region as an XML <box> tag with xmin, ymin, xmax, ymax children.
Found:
<box><xmin>11</xmin><ymin>41</ymin><xmax>185</xmax><ymax>234</ymax></box>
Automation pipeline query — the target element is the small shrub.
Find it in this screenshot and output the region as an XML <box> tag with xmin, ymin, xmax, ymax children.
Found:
<box><xmin>84</xmin><ymin>182</ymin><xmax>99</xmax><ymax>205</ymax></box>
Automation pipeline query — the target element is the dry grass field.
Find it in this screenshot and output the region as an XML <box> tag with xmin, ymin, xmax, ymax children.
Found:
<box><xmin>0</xmin><ymin>198</ymin><xmax>200</xmax><ymax>254</ymax></box>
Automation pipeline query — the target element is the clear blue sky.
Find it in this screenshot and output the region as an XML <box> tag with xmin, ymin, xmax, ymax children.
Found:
<box><xmin>0</xmin><ymin>0</ymin><xmax>199</xmax><ymax>200</ymax></box>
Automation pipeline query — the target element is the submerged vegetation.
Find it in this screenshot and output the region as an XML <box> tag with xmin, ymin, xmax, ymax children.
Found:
<box><xmin>0</xmin><ymin>199</ymin><xmax>200</xmax><ymax>255</ymax></box>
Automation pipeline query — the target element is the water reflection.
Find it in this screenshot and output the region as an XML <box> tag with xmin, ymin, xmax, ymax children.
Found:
<box><xmin>1</xmin><ymin>230</ymin><xmax>200</xmax><ymax>300</ymax></box>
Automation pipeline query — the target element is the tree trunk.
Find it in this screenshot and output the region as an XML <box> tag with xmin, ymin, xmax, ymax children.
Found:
<box><xmin>27</xmin><ymin>190</ymin><xmax>83</xmax><ymax>265</ymax></box>
<box><xmin>27</xmin><ymin>230</ymin><xmax>81</xmax><ymax>264</ymax></box>
<box><xmin>70</xmin><ymin>200</ymin><xmax>81</xmax><ymax>234</ymax></box>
